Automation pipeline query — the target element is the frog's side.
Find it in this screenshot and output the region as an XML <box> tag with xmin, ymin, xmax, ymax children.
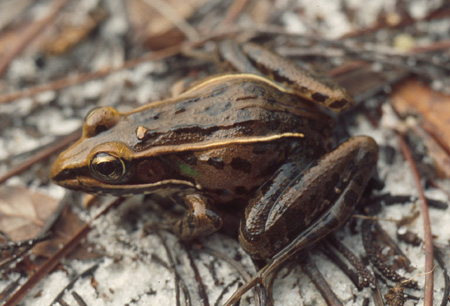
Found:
<box><xmin>51</xmin><ymin>42</ymin><xmax>378</xmax><ymax>288</ymax></box>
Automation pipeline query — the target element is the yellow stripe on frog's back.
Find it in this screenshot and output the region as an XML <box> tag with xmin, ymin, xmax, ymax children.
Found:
<box><xmin>133</xmin><ymin>132</ymin><xmax>304</xmax><ymax>158</ymax></box>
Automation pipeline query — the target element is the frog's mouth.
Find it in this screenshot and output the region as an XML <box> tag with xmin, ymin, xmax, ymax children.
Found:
<box><xmin>82</xmin><ymin>178</ymin><xmax>197</xmax><ymax>197</ymax></box>
<box><xmin>52</xmin><ymin>169</ymin><xmax>197</xmax><ymax>197</ymax></box>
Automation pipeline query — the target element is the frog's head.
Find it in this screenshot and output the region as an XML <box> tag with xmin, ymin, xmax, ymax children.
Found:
<box><xmin>51</xmin><ymin>107</ymin><xmax>195</xmax><ymax>196</ymax></box>
<box><xmin>51</xmin><ymin>107</ymin><xmax>129</xmax><ymax>194</ymax></box>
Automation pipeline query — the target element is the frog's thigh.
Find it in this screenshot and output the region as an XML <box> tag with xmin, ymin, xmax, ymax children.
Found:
<box><xmin>239</xmin><ymin>135</ymin><xmax>378</xmax><ymax>259</ymax></box>
<box><xmin>173</xmin><ymin>193</ymin><xmax>223</xmax><ymax>240</ymax></box>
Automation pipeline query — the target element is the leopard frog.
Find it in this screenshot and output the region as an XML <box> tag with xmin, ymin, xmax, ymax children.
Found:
<box><xmin>51</xmin><ymin>41</ymin><xmax>378</xmax><ymax>303</ymax></box>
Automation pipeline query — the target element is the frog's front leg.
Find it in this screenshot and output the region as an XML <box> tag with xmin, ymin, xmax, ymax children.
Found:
<box><xmin>239</xmin><ymin>135</ymin><xmax>378</xmax><ymax>260</ymax></box>
<box><xmin>170</xmin><ymin>193</ymin><xmax>223</xmax><ymax>240</ymax></box>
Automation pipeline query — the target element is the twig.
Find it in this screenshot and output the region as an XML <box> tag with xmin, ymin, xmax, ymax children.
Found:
<box><xmin>434</xmin><ymin>246</ymin><xmax>450</xmax><ymax>306</ymax></box>
<box><xmin>153</xmin><ymin>230</ymin><xmax>189</xmax><ymax>306</ymax></box>
<box><xmin>214</xmin><ymin>278</ymin><xmax>240</xmax><ymax>306</ymax></box>
<box><xmin>326</xmin><ymin>237</ymin><xmax>376</xmax><ymax>288</ymax></box>
<box><xmin>397</xmin><ymin>132</ymin><xmax>434</xmax><ymax>306</ymax></box>
<box><xmin>221</xmin><ymin>0</ymin><xmax>249</xmax><ymax>26</ymax></box>
<box><xmin>0</xmin><ymin>233</ymin><xmax>51</xmax><ymax>251</ymax></box>
<box><xmin>48</xmin><ymin>264</ymin><xmax>99</xmax><ymax>306</ymax></box>
<box><xmin>361</xmin><ymin>220</ymin><xmax>418</xmax><ymax>288</ymax></box>
<box><xmin>203</xmin><ymin>247</ymin><xmax>262</xmax><ymax>306</ymax></box>
<box><xmin>0</xmin><ymin>129</ymin><xmax>81</xmax><ymax>185</ymax></box>
<box><xmin>374</xmin><ymin>223</ymin><xmax>414</xmax><ymax>271</ymax></box>
<box><xmin>327</xmin><ymin>60</ymin><xmax>369</xmax><ymax>78</ymax></box>
<box><xmin>3</xmin><ymin>197</ymin><xmax>124</xmax><ymax>306</ymax></box>
<box><xmin>370</xmin><ymin>193</ymin><xmax>448</xmax><ymax>210</ymax></box>
<box><xmin>427</xmin><ymin>180</ymin><xmax>450</xmax><ymax>199</ymax></box>
<box><xmin>142</xmin><ymin>0</ymin><xmax>200</xmax><ymax>41</ymax></box>
<box><xmin>71</xmin><ymin>291</ymin><xmax>87</xmax><ymax>306</ymax></box>
<box><xmin>320</xmin><ymin>244</ymin><xmax>362</xmax><ymax>290</ymax></box>
<box><xmin>203</xmin><ymin>248</ymin><xmax>252</xmax><ymax>283</ymax></box>
<box><xmin>0</xmin><ymin>0</ymin><xmax>70</xmax><ymax>76</ymax></box>
<box><xmin>0</xmin><ymin>0</ymin><xmax>33</xmax><ymax>31</ymax></box>
<box><xmin>0</xmin><ymin>46</ymin><xmax>181</xmax><ymax>105</ymax></box>
<box><xmin>301</xmin><ymin>253</ymin><xmax>344</xmax><ymax>306</ymax></box>
<box><xmin>0</xmin><ymin>30</ymin><xmax>239</xmax><ymax>105</ymax></box>
<box><xmin>340</xmin><ymin>6</ymin><xmax>450</xmax><ymax>40</ymax></box>
<box><xmin>183</xmin><ymin>243</ymin><xmax>210</xmax><ymax>306</ymax></box>
<box><xmin>0</xmin><ymin>234</ymin><xmax>53</xmax><ymax>282</ymax></box>
<box><xmin>0</xmin><ymin>273</ymin><xmax>23</xmax><ymax>303</ymax></box>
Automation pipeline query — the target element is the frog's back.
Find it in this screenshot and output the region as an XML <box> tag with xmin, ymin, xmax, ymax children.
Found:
<box><xmin>126</xmin><ymin>75</ymin><xmax>332</xmax><ymax>151</ymax></box>
<box><xmin>123</xmin><ymin>76</ymin><xmax>332</xmax><ymax>202</ymax></box>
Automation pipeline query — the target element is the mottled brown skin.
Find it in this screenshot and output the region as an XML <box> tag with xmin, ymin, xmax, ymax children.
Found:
<box><xmin>51</xmin><ymin>43</ymin><xmax>378</xmax><ymax>287</ymax></box>
<box><xmin>218</xmin><ymin>40</ymin><xmax>354</xmax><ymax>112</ymax></box>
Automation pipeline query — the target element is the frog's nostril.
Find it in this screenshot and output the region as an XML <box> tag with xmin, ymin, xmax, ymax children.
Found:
<box><xmin>50</xmin><ymin>161</ymin><xmax>72</xmax><ymax>182</ymax></box>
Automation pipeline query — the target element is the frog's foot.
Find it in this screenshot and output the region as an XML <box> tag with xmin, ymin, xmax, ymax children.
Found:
<box><xmin>172</xmin><ymin>193</ymin><xmax>223</xmax><ymax>240</ymax></box>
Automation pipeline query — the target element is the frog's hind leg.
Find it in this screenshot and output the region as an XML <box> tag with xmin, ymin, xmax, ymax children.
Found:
<box><xmin>240</xmin><ymin>135</ymin><xmax>377</xmax><ymax>259</ymax></box>
<box><xmin>226</xmin><ymin>136</ymin><xmax>378</xmax><ymax>305</ymax></box>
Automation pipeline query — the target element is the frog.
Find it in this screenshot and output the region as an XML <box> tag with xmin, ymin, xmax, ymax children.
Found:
<box><xmin>50</xmin><ymin>40</ymin><xmax>378</xmax><ymax>304</ymax></box>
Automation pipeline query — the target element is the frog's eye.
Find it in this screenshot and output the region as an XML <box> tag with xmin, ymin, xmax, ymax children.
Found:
<box><xmin>91</xmin><ymin>153</ymin><xmax>125</xmax><ymax>182</ymax></box>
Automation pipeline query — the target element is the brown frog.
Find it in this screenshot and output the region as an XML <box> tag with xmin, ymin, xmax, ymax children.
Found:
<box><xmin>50</xmin><ymin>41</ymin><xmax>378</xmax><ymax>304</ymax></box>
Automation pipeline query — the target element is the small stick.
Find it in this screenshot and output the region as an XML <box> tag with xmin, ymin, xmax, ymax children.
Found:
<box><xmin>48</xmin><ymin>264</ymin><xmax>99</xmax><ymax>306</ymax></box>
<box><xmin>397</xmin><ymin>132</ymin><xmax>434</xmax><ymax>306</ymax></box>
<box><xmin>0</xmin><ymin>30</ymin><xmax>239</xmax><ymax>105</ymax></box>
<box><xmin>142</xmin><ymin>0</ymin><xmax>200</xmax><ymax>41</ymax></box>
<box><xmin>183</xmin><ymin>243</ymin><xmax>210</xmax><ymax>306</ymax></box>
<box><xmin>301</xmin><ymin>253</ymin><xmax>344</xmax><ymax>306</ymax></box>
<box><xmin>221</xmin><ymin>0</ymin><xmax>249</xmax><ymax>26</ymax></box>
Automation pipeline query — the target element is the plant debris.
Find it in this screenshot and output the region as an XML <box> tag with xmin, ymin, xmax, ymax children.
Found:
<box><xmin>0</xmin><ymin>0</ymin><xmax>449</xmax><ymax>305</ymax></box>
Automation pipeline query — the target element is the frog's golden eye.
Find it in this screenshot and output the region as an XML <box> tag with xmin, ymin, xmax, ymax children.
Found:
<box><xmin>91</xmin><ymin>153</ymin><xmax>125</xmax><ymax>182</ymax></box>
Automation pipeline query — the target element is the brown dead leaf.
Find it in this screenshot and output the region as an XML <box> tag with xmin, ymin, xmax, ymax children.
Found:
<box><xmin>391</xmin><ymin>79</ymin><xmax>450</xmax><ymax>178</ymax></box>
<box><xmin>126</xmin><ymin>0</ymin><xmax>206</xmax><ymax>50</ymax></box>
<box><xmin>0</xmin><ymin>186</ymin><xmax>58</xmax><ymax>241</ymax></box>
<box><xmin>0</xmin><ymin>23</ymin><xmax>36</xmax><ymax>58</ymax></box>
<box><xmin>44</xmin><ymin>7</ymin><xmax>108</xmax><ymax>55</ymax></box>
<box><xmin>413</xmin><ymin>125</ymin><xmax>450</xmax><ymax>178</ymax></box>
<box><xmin>247</xmin><ymin>0</ymin><xmax>271</xmax><ymax>25</ymax></box>
<box><xmin>31</xmin><ymin>203</ymin><xmax>99</xmax><ymax>260</ymax></box>
<box><xmin>0</xmin><ymin>186</ymin><xmax>98</xmax><ymax>260</ymax></box>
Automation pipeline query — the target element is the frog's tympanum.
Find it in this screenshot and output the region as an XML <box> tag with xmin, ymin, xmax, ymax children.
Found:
<box><xmin>51</xmin><ymin>41</ymin><xmax>378</xmax><ymax>303</ymax></box>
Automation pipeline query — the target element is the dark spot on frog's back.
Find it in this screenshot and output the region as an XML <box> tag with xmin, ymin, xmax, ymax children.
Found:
<box><xmin>205</xmin><ymin>101</ymin><xmax>232</xmax><ymax>116</ymax></box>
<box><xmin>211</xmin><ymin>84</ymin><xmax>228</xmax><ymax>97</ymax></box>
<box><xmin>231</xmin><ymin>157</ymin><xmax>251</xmax><ymax>173</ymax></box>
<box><xmin>329</xmin><ymin>99</ymin><xmax>348</xmax><ymax>109</ymax></box>
<box><xmin>311</xmin><ymin>92</ymin><xmax>329</xmax><ymax>103</ymax></box>
<box><xmin>174</xmin><ymin>107</ymin><xmax>185</xmax><ymax>114</ymax></box>
<box><xmin>266</xmin><ymin>97</ymin><xmax>276</xmax><ymax>105</ymax></box>
<box><xmin>241</xmin><ymin>82</ymin><xmax>267</xmax><ymax>97</ymax></box>
<box><xmin>207</xmin><ymin>157</ymin><xmax>224</xmax><ymax>170</ymax></box>
<box><xmin>186</xmin><ymin>97</ymin><xmax>200</xmax><ymax>104</ymax></box>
